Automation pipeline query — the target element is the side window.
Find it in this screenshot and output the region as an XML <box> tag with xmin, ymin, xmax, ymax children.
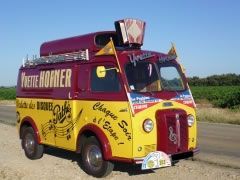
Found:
<box><xmin>91</xmin><ymin>66</ymin><xmax>121</xmax><ymax>92</ymax></box>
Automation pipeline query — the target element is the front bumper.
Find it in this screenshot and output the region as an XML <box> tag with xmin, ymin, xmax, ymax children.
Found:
<box><xmin>172</xmin><ymin>147</ymin><xmax>200</xmax><ymax>161</ymax></box>
<box><xmin>134</xmin><ymin>147</ymin><xmax>200</xmax><ymax>164</ymax></box>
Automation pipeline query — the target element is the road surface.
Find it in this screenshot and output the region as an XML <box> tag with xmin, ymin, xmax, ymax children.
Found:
<box><xmin>0</xmin><ymin>105</ymin><xmax>16</xmax><ymax>125</ymax></box>
<box><xmin>198</xmin><ymin>122</ymin><xmax>240</xmax><ymax>157</ymax></box>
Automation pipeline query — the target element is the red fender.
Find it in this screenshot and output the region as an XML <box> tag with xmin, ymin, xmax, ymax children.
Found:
<box><xmin>77</xmin><ymin>123</ymin><xmax>112</xmax><ymax>160</ymax></box>
<box><xmin>20</xmin><ymin>116</ymin><xmax>41</xmax><ymax>144</ymax></box>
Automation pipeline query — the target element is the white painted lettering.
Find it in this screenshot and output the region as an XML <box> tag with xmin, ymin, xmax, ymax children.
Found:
<box><xmin>21</xmin><ymin>72</ymin><xmax>25</xmax><ymax>88</ymax></box>
<box><xmin>44</xmin><ymin>71</ymin><xmax>50</xmax><ymax>88</ymax></box>
<box><xmin>39</xmin><ymin>71</ymin><xmax>45</xmax><ymax>88</ymax></box>
<box><xmin>54</xmin><ymin>69</ymin><xmax>60</xmax><ymax>87</ymax></box>
<box><xmin>20</xmin><ymin>68</ymin><xmax>72</xmax><ymax>89</ymax></box>
<box><xmin>65</xmin><ymin>69</ymin><xmax>71</xmax><ymax>87</ymax></box>
<box><xmin>50</xmin><ymin>70</ymin><xmax>55</xmax><ymax>88</ymax></box>
<box><xmin>60</xmin><ymin>69</ymin><xmax>66</xmax><ymax>88</ymax></box>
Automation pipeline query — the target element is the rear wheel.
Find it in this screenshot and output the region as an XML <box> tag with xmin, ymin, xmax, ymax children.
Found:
<box><xmin>80</xmin><ymin>136</ymin><xmax>114</xmax><ymax>177</ymax></box>
<box><xmin>21</xmin><ymin>127</ymin><xmax>44</xmax><ymax>160</ymax></box>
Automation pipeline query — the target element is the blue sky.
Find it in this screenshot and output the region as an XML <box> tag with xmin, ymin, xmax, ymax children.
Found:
<box><xmin>0</xmin><ymin>0</ymin><xmax>240</xmax><ymax>86</ymax></box>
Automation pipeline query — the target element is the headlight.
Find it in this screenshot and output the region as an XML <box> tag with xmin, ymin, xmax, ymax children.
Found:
<box><xmin>143</xmin><ymin>119</ymin><xmax>154</xmax><ymax>133</ymax></box>
<box><xmin>187</xmin><ymin>115</ymin><xmax>195</xmax><ymax>127</ymax></box>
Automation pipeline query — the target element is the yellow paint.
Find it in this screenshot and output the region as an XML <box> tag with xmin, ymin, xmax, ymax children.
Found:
<box><xmin>16</xmin><ymin>96</ymin><xmax>197</xmax><ymax>159</ymax></box>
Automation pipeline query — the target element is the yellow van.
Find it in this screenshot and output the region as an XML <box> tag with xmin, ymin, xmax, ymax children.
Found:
<box><xmin>16</xmin><ymin>19</ymin><xmax>198</xmax><ymax>177</ymax></box>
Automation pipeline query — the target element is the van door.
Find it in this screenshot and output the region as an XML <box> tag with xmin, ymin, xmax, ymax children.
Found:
<box><xmin>85</xmin><ymin>63</ymin><xmax>133</xmax><ymax>158</ymax></box>
<box><xmin>36</xmin><ymin>67</ymin><xmax>55</xmax><ymax>146</ymax></box>
<box><xmin>52</xmin><ymin>66</ymin><xmax>77</xmax><ymax>151</ymax></box>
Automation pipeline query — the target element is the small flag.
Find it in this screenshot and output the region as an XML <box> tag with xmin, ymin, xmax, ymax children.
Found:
<box><xmin>95</xmin><ymin>40</ymin><xmax>115</xmax><ymax>56</ymax></box>
<box><xmin>168</xmin><ymin>43</ymin><xmax>178</xmax><ymax>58</ymax></box>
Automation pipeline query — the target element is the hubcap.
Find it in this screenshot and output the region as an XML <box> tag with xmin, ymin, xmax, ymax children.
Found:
<box><xmin>24</xmin><ymin>133</ymin><xmax>35</xmax><ymax>155</ymax></box>
<box><xmin>86</xmin><ymin>144</ymin><xmax>103</xmax><ymax>171</ymax></box>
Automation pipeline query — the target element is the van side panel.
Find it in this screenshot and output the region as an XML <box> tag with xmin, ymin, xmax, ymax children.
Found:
<box><xmin>16</xmin><ymin>64</ymin><xmax>75</xmax><ymax>149</ymax></box>
<box><xmin>73</xmin><ymin>100</ymin><xmax>132</xmax><ymax>158</ymax></box>
<box><xmin>17</xmin><ymin>62</ymin><xmax>133</xmax><ymax>158</ymax></box>
<box><xmin>17</xmin><ymin>98</ymin><xmax>56</xmax><ymax>146</ymax></box>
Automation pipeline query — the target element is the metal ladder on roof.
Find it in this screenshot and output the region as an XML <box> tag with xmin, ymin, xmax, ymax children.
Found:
<box><xmin>23</xmin><ymin>49</ymin><xmax>89</xmax><ymax>67</ymax></box>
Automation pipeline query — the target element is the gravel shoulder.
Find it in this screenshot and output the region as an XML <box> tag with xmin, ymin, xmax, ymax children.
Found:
<box><xmin>0</xmin><ymin>123</ymin><xmax>239</xmax><ymax>180</ymax></box>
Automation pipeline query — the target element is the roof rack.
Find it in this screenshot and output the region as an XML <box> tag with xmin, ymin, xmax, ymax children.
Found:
<box><xmin>23</xmin><ymin>49</ymin><xmax>89</xmax><ymax>67</ymax></box>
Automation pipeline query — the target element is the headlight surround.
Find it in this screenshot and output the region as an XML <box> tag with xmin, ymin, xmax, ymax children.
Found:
<box><xmin>187</xmin><ymin>114</ymin><xmax>195</xmax><ymax>127</ymax></box>
<box><xmin>143</xmin><ymin>119</ymin><xmax>154</xmax><ymax>133</ymax></box>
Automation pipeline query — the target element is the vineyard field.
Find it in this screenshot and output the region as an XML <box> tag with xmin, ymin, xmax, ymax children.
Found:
<box><xmin>0</xmin><ymin>87</ymin><xmax>16</xmax><ymax>100</ymax></box>
<box><xmin>191</xmin><ymin>86</ymin><xmax>240</xmax><ymax>109</ymax></box>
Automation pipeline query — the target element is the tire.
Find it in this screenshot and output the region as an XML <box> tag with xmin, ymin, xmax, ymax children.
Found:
<box><xmin>80</xmin><ymin>136</ymin><xmax>114</xmax><ymax>178</ymax></box>
<box><xmin>21</xmin><ymin>127</ymin><xmax>44</xmax><ymax>160</ymax></box>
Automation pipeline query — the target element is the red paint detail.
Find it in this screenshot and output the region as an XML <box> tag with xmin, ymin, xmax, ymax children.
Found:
<box><xmin>17</xmin><ymin>63</ymin><xmax>74</xmax><ymax>99</ymax></box>
<box><xmin>175</xmin><ymin>100</ymin><xmax>194</xmax><ymax>108</ymax></box>
<box><xmin>71</xmin><ymin>65</ymin><xmax>78</xmax><ymax>99</ymax></box>
<box><xmin>17</xmin><ymin>60</ymin><xmax>128</xmax><ymax>101</ymax></box>
<box><xmin>156</xmin><ymin>109</ymin><xmax>188</xmax><ymax>154</ymax></box>
<box><xmin>176</xmin><ymin>118</ymin><xmax>181</xmax><ymax>148</ymax></box>
<box><xmin>133</xmin><ymin>102</ymin><xmax>159</xmax><ymax>114</ymax></box>
<box><xmin>78</xmin><ymin>124</ymin><xmax>112</xmax><ymax>160</ymax></box>
<box><xmin>40</xmin><ymin>31</ymin><xmax>115</xmax><ymax>56</ymax></box>
<box><xmin>124</xmin><ymin>19</ymin><xmax>145</xmax><ymax>44</ymax></box>
<box><xmin>75</xmin><ymin>62</ymin><xmax>128</xmax><ymax>101</ymax></box>
<box><xmin>136</xmin><ymin>21</ymin><xmax>145</xmax><ymax>43</ymax></box>
<box><xmin>110</xmin><ymin>156</ymin><xmax>133</xmax><ymax>163</ymax></box>
<box><xmin>125</xmin><ymin>20</ymin><xmax>132</xmax><ymax>29</ymax></box>
<box><xmin>17</xmin><ymin>45</ymin><xmax>187</xmax><ymax>101</ymax></box>
<box><xmin>20</xmin><ymin>116</ymin><xmax>41</xmax><ymax>144</ymax></box>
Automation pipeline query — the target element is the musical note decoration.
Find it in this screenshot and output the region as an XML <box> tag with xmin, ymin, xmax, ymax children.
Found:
<box><xmin>41</xmin><ymin>108</ymin><xmax>83</xmax><ymax>140</ymax></box>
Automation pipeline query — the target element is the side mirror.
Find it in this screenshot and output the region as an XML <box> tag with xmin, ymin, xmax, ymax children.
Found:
<box><xmin>96</xmin><ymin>66</ymin><xmax>106</xmax><ymax>78</ymax></box>
<box><xmin>96</xmin><ymin>66</ymin><xmax>120</xmax><ymax>78</ymax></box>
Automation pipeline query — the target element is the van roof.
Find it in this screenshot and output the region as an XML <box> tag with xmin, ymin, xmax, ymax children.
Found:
<box><xmin>40</xmin><ymin>31</ymin><xmax>116</xmax><ymax>57</ymax></box>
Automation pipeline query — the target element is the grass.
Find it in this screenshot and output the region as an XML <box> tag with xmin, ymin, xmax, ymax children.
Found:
<box><xmin>197</xmin><ymin>106</ymin><xmax>240</xmax><ymax>125</ymax></box>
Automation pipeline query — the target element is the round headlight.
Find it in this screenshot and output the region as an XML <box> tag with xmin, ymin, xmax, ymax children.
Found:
<box><xmin>187</xmin><ymin>115</ymin><xmax>195</xmax><ymax>127</ymax></box>
<box><xmin>143</xmin><ymin>119</ymin><xmax>154</xmax><ymax>133</ymax></box>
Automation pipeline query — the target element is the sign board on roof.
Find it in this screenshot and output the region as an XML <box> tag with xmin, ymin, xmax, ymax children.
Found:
<box><xmin>115</xmin><ymin>19</ymin><xmax>146</xmax><ymax>46</ymax></box>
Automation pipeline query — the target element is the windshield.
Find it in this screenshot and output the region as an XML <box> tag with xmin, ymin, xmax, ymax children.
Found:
<box><xmin>125</xmin><ymin>62</ymin><xmax>185</xmax><ymax>92</ymax></box>
<box><xmin>159</xmin><ymin>65</ymin><xmax>185</xmax><ymax>91</ymax></box>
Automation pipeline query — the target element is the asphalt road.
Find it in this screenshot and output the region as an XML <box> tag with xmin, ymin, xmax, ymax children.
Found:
<box><xmin>0</xmin><ymin>105</ymin><xmax>240</xmax><ymax>159</ymax></box>
<box><xmin>198</xmin><ymin>122</ymin><xmax>240</xmax><ymax>158</ymax></box>
<box><xmin>0</xmin><ymin>105</ymin><xmax>16</xmax><ymax>125</ymax></box>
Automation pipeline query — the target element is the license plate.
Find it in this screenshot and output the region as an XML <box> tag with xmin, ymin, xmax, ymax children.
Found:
<box><xmin>141</xmin><ymin>151</ymin><xmax>172</xmax><ymax>170</ymax></box>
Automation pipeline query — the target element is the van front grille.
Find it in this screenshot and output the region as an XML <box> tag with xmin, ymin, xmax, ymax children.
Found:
<box><xmin>156</xmin><ymin>109</ymin><xmax>188</xmax><ymax>154</ymax></box>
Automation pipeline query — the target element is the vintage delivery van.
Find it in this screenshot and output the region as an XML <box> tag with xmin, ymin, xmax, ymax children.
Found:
<box><xmin>16</xmin><ymin>19</ymin><xmax>199</xmax><ymax>177</ymax></box>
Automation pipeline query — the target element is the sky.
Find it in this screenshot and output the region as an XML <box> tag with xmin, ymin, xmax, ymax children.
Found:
<box><xmin>0</xmin><ymin>0</ymin><xmax>240</xmax><ymax>86</ymax></box>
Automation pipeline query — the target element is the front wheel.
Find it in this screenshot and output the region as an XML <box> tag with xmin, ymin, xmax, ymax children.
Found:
<box><xmin>21</xmin><ymin>127</ymin><xmax>44</xmax><ymax>160</ymax></box>
<box><xmin>80</xmin><ymin>136</ymin><xmax>114</xmax><ymax>178</ymax></box>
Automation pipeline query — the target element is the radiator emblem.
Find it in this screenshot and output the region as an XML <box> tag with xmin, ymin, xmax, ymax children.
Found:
<box><xmin>169</xmin><ymin>127</ymin><xmax>177</xmax><ymax>144</ymax></box>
